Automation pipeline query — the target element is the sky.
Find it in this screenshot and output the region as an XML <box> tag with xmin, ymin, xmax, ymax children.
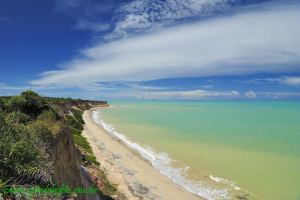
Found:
<box><xmin>0</xmin><ymin>0</ymin><xmax>300</xmax><ymax>100</ymax></box>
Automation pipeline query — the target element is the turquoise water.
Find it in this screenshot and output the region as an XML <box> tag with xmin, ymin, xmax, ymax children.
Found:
<box><xmin>98</xmin><ymin>101</ymin><xmax>300</xmax><ymax>200</ymax></box>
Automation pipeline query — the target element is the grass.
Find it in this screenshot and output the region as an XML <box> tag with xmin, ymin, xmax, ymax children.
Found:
<box><xmin>72</xmin><ymin>134</ymin><xmax>93</xmax><ymax>154</ymax></box>
<box><xmin>86</xmin><ymin>155</ymin><xmax>100</xmax><ymax>166</ymax></box>
<box><xmin>66</xmin><ymin>107</ymin><xmax>101</xmax><ymax>166</ymax></box>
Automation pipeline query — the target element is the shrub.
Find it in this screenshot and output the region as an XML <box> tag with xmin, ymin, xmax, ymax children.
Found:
<box><xmin>27</xmin><ymin>120</ymin><xmax>54</xmax><ymax>149</ymax></box>
<box><xmin>38</xmin><ymin>109</ymin><xmax>60</xmax><ymax>122</ymax></box>
<box><xmin>7</xmin><ymin>90</ymin><xmax>49</xmax><ymax>118</ymax></box>
<box><xmin>6</xmin><ymin>111</ymin><xmax>31</xmax><ymax>124</ymax></box>
<box><xmin>0</xmin><ymin>98</ymin><xmax>5</xmax><ymax>112</ymax></box>
<box><xmin>0</xmin><ymin>115</ymin><xmax>40</xmax><ymax>182</ymax></box>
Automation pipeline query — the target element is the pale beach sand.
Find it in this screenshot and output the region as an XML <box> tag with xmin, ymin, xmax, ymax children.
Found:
<box><xmin>82</xmin><ymin>108</ymin><xmax>203</xmax><ymax>200</ymax></box>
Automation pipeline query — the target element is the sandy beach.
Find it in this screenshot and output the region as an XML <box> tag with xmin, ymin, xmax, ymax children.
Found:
<box><xmin>82</xmin><ymin>108</ymin><xmax>203</xmax><ymax>200</ymax></box>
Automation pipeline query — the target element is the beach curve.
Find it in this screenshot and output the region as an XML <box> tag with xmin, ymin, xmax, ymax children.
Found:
<box><xmin>82</xmin><ymin>108</ymin><xmax>206</xmax><ymax>200</ymax></box>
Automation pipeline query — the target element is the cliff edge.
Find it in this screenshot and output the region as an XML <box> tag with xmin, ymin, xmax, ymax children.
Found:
<box><xmin>0</xmin><ymin>90</ymin><xmax>115</xmax><ymax>200</ymax></box>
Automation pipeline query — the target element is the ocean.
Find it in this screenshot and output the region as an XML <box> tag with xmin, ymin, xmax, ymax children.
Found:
<box><xmin>93</xmin><ymin>100</ymin><xmax>300</xmax><ymax>200</ymax></box>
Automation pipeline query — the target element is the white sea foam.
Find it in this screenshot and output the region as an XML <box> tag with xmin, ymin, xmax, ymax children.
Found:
<box><xmin>209</xmin><ymin>175</ymin><xmax>241</xmax><ymax>191</ymax></box>
<box><xmin>92</xmin><ymin>109</ymin><xmax>230</xmax><ymax>200</ymax></box>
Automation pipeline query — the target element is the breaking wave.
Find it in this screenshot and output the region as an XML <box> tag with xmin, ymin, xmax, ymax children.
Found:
<box><xmin>93</xmin><ymin>109</ymin><xmax>230</xmax><ymax>200</ymax></box>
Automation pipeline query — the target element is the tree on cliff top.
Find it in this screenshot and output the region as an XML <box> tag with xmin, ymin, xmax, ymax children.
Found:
<box><xmin>7</xmin><ymin>90</ymin><xmax>49</xmax><ymax>119</ymax></box>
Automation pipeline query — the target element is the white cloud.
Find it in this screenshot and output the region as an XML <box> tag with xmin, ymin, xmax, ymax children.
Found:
<box><xmin>245</xmin><ymin>91</ymin><xmax>256</xmax><ymax>99</ymax></box>
<box><xmin>0</xmin><ymin>83</ymin><xmax>27</xmax><ymax>90</ymax></box>
<box><xmin>109</xmin><ymin>89</ymin><xmax>240</xmax><ymax>99</ymax></box>
<box><xmin>53</xmin><ymin>0</ymin><xmax>267</xmax><ymax>37</ymax></box>
<box><xmin>75</xmin><ymin>19</ymin><xmax>111</xmax><ymax>32</ymax></box>
<box><xmin>110</xmin><ymin>0</ymin><xmax>238</xmax><ymax>39</ymax></box>
<box><xmin>147</xmin><ymin>90</ymin><xmax>240</xmax><ymax>99</ymax></box>
<box><xmin>31</xmin><ymin>2</ymin><xmax>300</xmax><ymax>87</ymax></box>
<box><xmin>281</xmin><ymin>77</ymin><xmax>300</xmax><ymax>86</ymax></box>
<box><xmin>252</xmin><ymin>76</ymin><xmax>300</xmax><ymax>86</ymax></box>
<box><xmin>256</xmin><ymin>91</ymin><xmax>300</xmax><ymax>99</ymax></box>
<box><xmin>54</xmin><ymin>0</ymin><xmax>114</xmax><ymax>32</ymax></box>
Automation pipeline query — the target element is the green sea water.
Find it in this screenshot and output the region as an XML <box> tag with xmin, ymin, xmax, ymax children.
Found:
<box><xmin>99</xmin><ymin>101</ymin><xmax>300</xmax><ymax>200</ymax></box>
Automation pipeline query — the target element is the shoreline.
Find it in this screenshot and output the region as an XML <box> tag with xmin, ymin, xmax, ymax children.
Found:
<box><xmin>82</xmin><ymin>108</ymin><xmax>203</xmax><ymax>200</ymax></box>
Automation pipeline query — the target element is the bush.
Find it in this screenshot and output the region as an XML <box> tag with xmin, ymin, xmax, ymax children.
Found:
<box><xmin>7</xmin><ymin>90</ymin><xmax>49</xmax><ymax>118</ymax></box>
<box><xmin>27</xmin><ymin>120</ymin><xmax>54</xmax><ymax>148</ymax></box>
<box><xmin>6</xmin><ymin>111</ymin><xmax>31</xmax><ymax>124</ymax></box>
<box><xmin>38</xmin><ymin>109</ymin><xmax>60</xmax><ymax>122</ymax></box>
<box><xmin>0</xmin><ymin>115</ymin><xmax>40</xmax><ymax>181</ymax></box>
<box><xmin>0</xmin><ymin>98</ymin><xmax>5</xmax><ymax>112</ymax></box>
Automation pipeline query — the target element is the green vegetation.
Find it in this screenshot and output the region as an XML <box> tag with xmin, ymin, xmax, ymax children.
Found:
<box><xmin>0</xmin><ymin>91</ymin><xmax>55</xmax><ymax>199</ymax></box>
<box><xmin>62</xmin><ymin>101</ymin><xmax>100</xmax><ymax>166</ymax></box>
<box><xmin>6</xmin><ymin>90</ymin><xmax>49</xmax><ymax>118</ymax></box>
<box><xmin>0</xmin><ymin>90</ymin><xmax>110</xmax><ymax>199</ymax></box>
<box><xmin>90</xmin><ymin>166</ymin><xmax>117</xmax><ymax>196</ymax></box>
<box><xmin>0</xmin><ymin>115</ymin><xmax>39</xmax><ymax>179</ymax></box>
<box><xmin>73</xmin><ymin>134</ymin><xmax>92</xmax><ymax>153</ymax></box>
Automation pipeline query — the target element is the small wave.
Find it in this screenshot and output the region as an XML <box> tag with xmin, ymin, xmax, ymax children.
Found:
<box><xmin>209</xmin><ymin>175</ymin><xmax>241</xmax><ymax>191</ymax></box>
<box><xmin>93</xmin><ymin>109</ymin><xmax>230</xmax><ymax>200</ymax></box>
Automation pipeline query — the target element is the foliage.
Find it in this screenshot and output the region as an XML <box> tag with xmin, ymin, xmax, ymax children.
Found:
<box><xmin>65</xmin><ymin>107</ymin><xmax>98</xmax><ymax>165</ymax></box>
<box><xmin>85</xmin><ymin>155</ymin><xmax>100</xmax><ymax>166</ymax></box>
<box><xmin>0</xmin><ymin>115</ymin><xmax>41</xmax><ymax>184</ymax></box>
<box><xmin>6</xmin><ymin>111</ymin><xmax>31</xmax><ymax>124</ymax></box>
<box><xmin>0</xmin><ymin>98</ymin><xmax>5</xmax><ymax>112</ymax></box>
<box><xmin>38</xmin><ymin>109</ymin><xmax>60</xmax><ymax>122</ymax></box>
<box><xmin>6</xmin><ymin>90</ymin><xmax>49</xmax><ymax>118</ymax></box>
<box><xmin>73</xmin><ymin>134</ymin><xmax>93</xmax><ymax>154</ymax></box>
<box><xmin>65</xmin><ymin>108</ymin><xmax>85</xmax><ymax>137</ymax></box>
<box><xmin>0</xmin><ymin>92</ymin><xmax>56</xmax><ymax>198</ymax></box>
<box><xmin>27</xmin><ymin>120</ymin><xmax>54</xmax><ymax>150</ymax></box>
<box><xmin>0</xmin><ymin>91</ymin><xmax>109</xmax><ymax>199</ymax></box>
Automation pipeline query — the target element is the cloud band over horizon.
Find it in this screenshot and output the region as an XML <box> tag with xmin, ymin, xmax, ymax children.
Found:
<box><xmin>31</xmin><ymin>1</ymin><xmax>300</xmax><ymax>89</ymax></box>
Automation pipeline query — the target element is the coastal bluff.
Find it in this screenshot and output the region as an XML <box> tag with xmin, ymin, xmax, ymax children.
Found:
<box><xmin>0</xmin><ymin>91</ymin><xmax>114</xmax><ymax>200</ymax></box>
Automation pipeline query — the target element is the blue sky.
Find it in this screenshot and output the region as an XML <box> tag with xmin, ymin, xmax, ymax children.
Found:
<box><xmin>0</xmin><ymin>0</ymin><xmax>300</xmax><ymax>100</ymax></box>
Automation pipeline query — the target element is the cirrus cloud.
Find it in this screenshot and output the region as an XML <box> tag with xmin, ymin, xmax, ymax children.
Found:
<box><xmin>136</xmin><ymin>90</ymin><xmax>240</xmax><ymax>99</ymax></box>
<box><xmin>31</xmin><ymin>1</ymin><xmax>300</xmax><ymax>88</ymax></box>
